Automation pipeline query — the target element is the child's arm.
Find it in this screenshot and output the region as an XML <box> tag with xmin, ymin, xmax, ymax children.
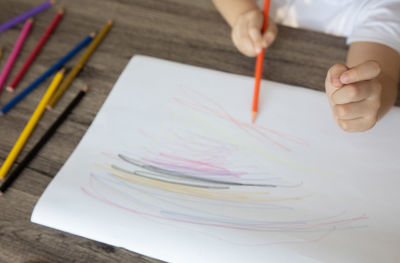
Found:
<box><xmin>212</xmin><ymin>0</ymin><xmax>277</xmax><ymax>57</ymax></box>
<box><xmin>325</xmin><ymin>42</ymin><xmax>400</xmax><ymax>132</ymax></box>
<box><xmin>212</xmin><ymin>0</ymin><xmax>259</xmax><ymax>27</ymax></box>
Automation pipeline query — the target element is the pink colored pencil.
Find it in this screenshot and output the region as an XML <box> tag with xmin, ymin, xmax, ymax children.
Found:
<box><xmin>7</xmin><ymin>10</ymin><xmax>64</xmax><ymax>92</ymax></box>
<box><xmin>0</xmin><ymin>19</ymin><xmax>34</xmax><ymax>92</ymax></box>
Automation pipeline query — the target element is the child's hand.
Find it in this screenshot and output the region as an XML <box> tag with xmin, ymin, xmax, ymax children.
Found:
<box><xmin>231</xmin><ymin>9</ymin><xmax>278</xmax><ymax>57</ymax></box>
<box><xmin>325</xmin><ymin>61</ymin><xmax>382</xmax><ymax>132</ymax></box>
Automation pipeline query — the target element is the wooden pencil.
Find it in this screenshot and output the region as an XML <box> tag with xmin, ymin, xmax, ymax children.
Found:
<box><xmin>0</xmin><ymin>86</ymin><xmax>87</xmax><ymax>194</ymax></box>
<box><xmin>251</xmin><ymin>0</ymin><xmax>270</xmax><ymax>123</ymax></box>
<box><xmin>0</xmin><ymin>19</ymin><xmax>34</xmax><ymax>92</ymax></box>
<box><xmin>7</xmin><ymin>9</ymin><xmax>65</xmax><ymax>92</ymax></box>
<box><xmin>0</xmin><ymin>0</ymin><xmax>54</xmax><ymax>33</ymax></box>
<box><xmin>0</xmin><ymin>34</ymin><xmax>93</xmax><ymax>115</ymax></box>
<box><xmin>0</xmin><ymin>68</ymin><xmax>65</xmax><ymax>180</ymax></box>
<box><xmin>0</xmin><ymin>47</ymin><xmax>3</xmax><ymax>61</ymax></box>
<box><xmin>47</xmin><ymin>20</ymin><xmax>113</xmax><ymax>109</ymax></box>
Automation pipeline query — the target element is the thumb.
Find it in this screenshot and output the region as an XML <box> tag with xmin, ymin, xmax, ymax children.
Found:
<box><xmin>325</xmin><ymin>64</ymin><xmax>348</xmax><ymax>98</ymax></box>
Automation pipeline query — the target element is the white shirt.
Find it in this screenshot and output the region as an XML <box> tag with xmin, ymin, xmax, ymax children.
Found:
<box><xmin>259</xmin><ymin>0</ymin><xmax>400</xmax><ymax>54</ymax></box>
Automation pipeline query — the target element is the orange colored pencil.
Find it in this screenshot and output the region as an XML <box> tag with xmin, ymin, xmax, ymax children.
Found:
<box><xmin>251</xmin><ymin>0</ymin><xmax>271</xmax><ymax>123</ymax></box>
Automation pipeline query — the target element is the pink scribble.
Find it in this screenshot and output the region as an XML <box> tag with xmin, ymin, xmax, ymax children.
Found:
<box><xmin>83</xmin><ymin>174</ymin><xmax>367</xmax><ymax>234</ymax></box>
<box><xmin>141</xmin><ymin>153</ymin><xmax>243</xmax><ymax>178</ymax></box>
<box><xmin>174</xmin><ymin>86</ymin><xmax>309</xmax><ymax>152</ymax></box>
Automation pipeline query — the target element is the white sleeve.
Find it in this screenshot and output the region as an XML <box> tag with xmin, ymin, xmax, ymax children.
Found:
<box><xmin>346</xmin><ymin>0</ymin><xmax>400</xmax><ymax>55</ymax></box>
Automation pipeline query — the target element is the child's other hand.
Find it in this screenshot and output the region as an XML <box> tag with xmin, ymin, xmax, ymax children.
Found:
<box><xmin>231</xmin><ymin>9</ymin><xmax>277</xmax><ymax>57</ymax></box>
<box><xmin>325</xmin><ymin>61</ymin><xmax>382</xmax><ymax>132</ymax></box>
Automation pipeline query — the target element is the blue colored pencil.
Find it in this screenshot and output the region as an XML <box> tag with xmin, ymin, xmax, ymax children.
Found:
<box><xmin>0</xmin><ymin>34</ymin><xmax>94</xmax><ymax>115</ymax></box>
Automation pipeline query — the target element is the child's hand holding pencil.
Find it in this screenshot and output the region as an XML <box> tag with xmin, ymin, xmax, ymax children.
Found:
<box><xmin>231</xmin><ymin>9</ymin><xmax>277</xmax><ymax>57</ymax></box>
<box><xmin>213</xmin><ymin>0</ymin><xmax>277</xmax><ymax>57</ymax></box>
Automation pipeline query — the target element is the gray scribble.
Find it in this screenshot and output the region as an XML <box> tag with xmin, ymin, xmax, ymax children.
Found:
<box><xmin>111</xmin><ymin>164</ymin><xmax>229</xmax><ymax>189</ymax></box>
<box><xmin>118</xmin><ymin>154</ymin><xmax>277</xmax><ymax>188</ymax></box>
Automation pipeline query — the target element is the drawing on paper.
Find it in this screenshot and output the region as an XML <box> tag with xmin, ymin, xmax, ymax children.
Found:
<box><xmin>81</xmin><ymin>86</ymin><xmax>368</xmax><ymax>245</ymax></box>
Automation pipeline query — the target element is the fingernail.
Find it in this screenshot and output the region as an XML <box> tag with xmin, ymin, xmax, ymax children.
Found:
<box><xmin>340</xmin><ymin>73</ymin><xmax>348</xmax><ymax>83</ymax></box>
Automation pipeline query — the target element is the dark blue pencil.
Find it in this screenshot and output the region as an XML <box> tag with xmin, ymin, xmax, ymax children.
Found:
<box><xmin>0</xmin><ymin>34</ymin><xmax>94</xmax><ymax>115</ymax></box>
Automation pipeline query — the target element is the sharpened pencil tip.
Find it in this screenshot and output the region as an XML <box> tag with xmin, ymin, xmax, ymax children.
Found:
<box><xmin>251</xmin><ymin>112</ymin><xmax>257</xmax><ymax>124</ymax></box>
<box><xmin>59</xmin><ymin>8</ymin><xmax>65</xmax><ymax>14</ymax></box>
<box><xmin>6</xmin><ymin>86</ymin><xmax>14</xmax><ymax>92</ymax></box>
<box><xmin>28</xmin><ymin>18</ymin><xmax>34</xmax><ymax>22</ymax></box>
<box><xmin>50</xmin><ymin>0</ymin><xmax>56</xmax><ymax>5</ymax></box>
<box><xmin>82</xmin><ymin>85</ymin><xmax>89</xmax><ymax>92</ymax></box>
<box><xmin>89</xmin><ymin>32</ymin><xmax>96</xmax><ymax>38</ymax></box>
<box><xmin>59</xmin><ymin>67</ymin><xmax>66</xmax><ymax>74</ymax></box>
<box><xmin>46</xmin><ymin>105</ymin><xmax>53</xmax><ymax>111</ymax></box>
<box><xmin>107</xmin><ymin>20</ymin><xmax>114</xmax><ymax>25</ymax></box>
<box><xmin>0</xmin><ymin>192</ymin><xmax>3</xmax><ymax>196</ymax></box>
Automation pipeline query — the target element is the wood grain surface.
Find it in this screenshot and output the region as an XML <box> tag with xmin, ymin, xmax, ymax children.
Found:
<box><xmin>0</xmin><ymin>0</ymin><xmax>398</xmax><ymax>262</ymax></box>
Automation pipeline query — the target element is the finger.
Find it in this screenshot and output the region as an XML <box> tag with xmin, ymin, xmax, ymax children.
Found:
<box><xmin>232</xmin><ymin>24</ymin><xmax>257</xmax><ymax>57</ymax></box>
<box><xmin>262</xmin><ymin>18</ymin><xmax>278</xmax><ymax>48</ymax></box>
<box><xmin>337</xmin><ymin>116</ymin><xmax>377</xmax><ymax>132</ymax></box>
<box><xmin>325</xmin><ymin>64</ymin><xmax>348</xmax><ymax>97</ymax></box>
<box><xmin>248</xmin><ymin>27</ymin><xmax>263</xmax><ymax>53</ymax></box>
<box><xmin>333</xmin><ymin>99</ymin><xmax>380</xmax><ymax>120</ymax></box>
<box><xmin>241</xmin><ymin>37</ymin><xmax>258</xmax><ymax>57</ymax></box>
<box><xmin>248</xmin><ymin>13</ymin><xmax>264</xmax><ymax>53</ymax></box>
<box><xmin>331</xmin><ymin>79</ymin><xmax>379</xmax><ymax>104</ymax></box>
<box><xmin>340</xmin><ymin>60</ymin><xmax>381</xmax><ymax>84</ymax></box>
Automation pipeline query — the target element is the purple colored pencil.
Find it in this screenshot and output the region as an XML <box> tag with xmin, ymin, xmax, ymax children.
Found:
<box><xmin>0</xmin><ymin>0</ymin><xmax>54</xmax><ymax>34</ymax></box>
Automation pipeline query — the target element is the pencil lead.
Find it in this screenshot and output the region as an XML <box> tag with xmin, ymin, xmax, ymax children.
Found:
<box><xmin>251</xmin><ymin>112</ymin><xmax>257</xmax><ymax>124</ymax></box>
<box><xmin>82</xmin><ymin>85</ymin><xmax>89</xmax><ymax>92</ymax></box>
<box><xmin>59</xmin><ymin>67</ymin><xmax>66</xmax><ymax>74</ymax></box>
<box><xmin>6</xmin><ymin>86</ymin><xmax>14</xmax><ymax>92</ymax></box>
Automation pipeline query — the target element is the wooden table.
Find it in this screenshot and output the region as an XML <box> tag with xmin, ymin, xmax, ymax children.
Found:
<box><xmin>0</xmin><ymin>1</ymin><xmax>398</xmax><ymax>262</ymax></box>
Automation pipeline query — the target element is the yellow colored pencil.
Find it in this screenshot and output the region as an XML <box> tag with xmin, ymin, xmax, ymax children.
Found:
<box><xmin>47</xmin><ymin>20</ymin><xmax>113</xmax><ymax>109</ymax></box>
<box><xmin>0</xmin><ymin>68</ymin><xmax>65</xmax><ymax>179</ymax></box>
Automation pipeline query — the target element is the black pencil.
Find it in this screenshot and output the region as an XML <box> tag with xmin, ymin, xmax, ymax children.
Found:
<box><xmin>0</xmin><ymin>86</ymin><xmax>88</xmax><ymax>195</ymax></box>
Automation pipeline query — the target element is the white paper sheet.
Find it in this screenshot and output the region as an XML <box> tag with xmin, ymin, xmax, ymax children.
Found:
<box><xmin>32</xmin><ymin>56</ymin><xmax>400</xmax><ymax>263</ymax></box>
